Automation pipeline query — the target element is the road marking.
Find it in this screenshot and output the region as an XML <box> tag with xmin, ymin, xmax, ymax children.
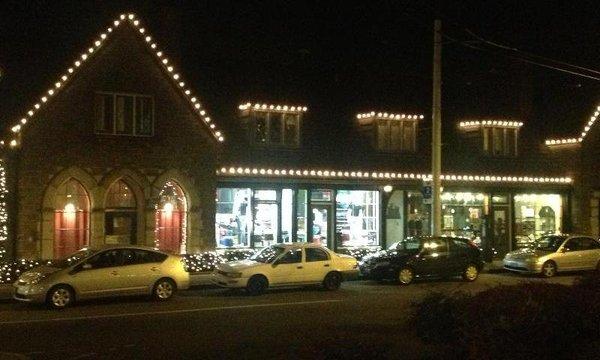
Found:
<box><xmin>0</xmin><ymin>299</ymin><xmax>342</xmax><ymax>325</ymax></box>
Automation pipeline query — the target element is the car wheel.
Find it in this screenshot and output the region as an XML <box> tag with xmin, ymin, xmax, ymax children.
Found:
<box><xmin>153</xmin><ymin>278</ymin><xmax>176</xmax><ymax>301</ymax></box>
<box><xmin>398</xmin><ymin>267</ymin><xmax>414</xmax><ymax>285</ymax></box>
<box><xmin>246</xmin><ymin>275</ymin><xmax>268</xmax><ymax>296</ymax></box>
<box><xmin>47</xmin><ymin>285</ymin><xmax>74</xmax><ymax>309</ymax></box>
<box><xmin>462</xmin><ymin>264</ymin><xmax>479</xmax><ymax>282</ymax></box>
<box><xmin>541</xmin><ymin>261</ymin><xmax>557</xmax><ymax>278</ymax></box>
<box><xmin>323</xmin><ymin>272</ymin><xmax>342</xmax><ymax>291</ymax></box>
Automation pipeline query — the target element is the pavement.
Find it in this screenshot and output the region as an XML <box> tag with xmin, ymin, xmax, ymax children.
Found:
<box><xmin>0</xmin><ymin>272</ymin><xmax>581</xmax><ymax>359</ymax></box>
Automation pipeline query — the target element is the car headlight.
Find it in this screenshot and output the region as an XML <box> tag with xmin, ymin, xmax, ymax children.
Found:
<box><xmin>226</xmin><ymin>272</ymin><xmax>242</xmax><ymax>278</ymax></box>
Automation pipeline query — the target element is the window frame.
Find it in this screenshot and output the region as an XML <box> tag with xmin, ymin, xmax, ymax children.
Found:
<box><xmin>482</xmin><ymin>126</ymin><xmax>518</xmax><ymax>157</ymax></box>
<box><xmin>95</xmin><ymin>92</ymin><xmax>155</xmax><ymax>137</ymax></box>
<box><xmin>251</xmin><ymin>112</ymin><xmax>300</xmax><ymax>148</ymax></box>
<box><xmin>376</xmin><ymin>119</ymin><xmax>417</xmax><ymax>153</ymax></box>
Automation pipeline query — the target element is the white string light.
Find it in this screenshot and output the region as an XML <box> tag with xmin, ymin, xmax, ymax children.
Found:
<box><xmin>0</xmin><ymin>160</ymin><xmax>8</xmax><ymax>260</ymax></box>
<box><xmin>238</xmin><ymin>102</ymin><xmax>308</xmax><ymax>113</ymax></box>
<box><xmin>459</xmin><ymin>120</ymin><xmax>523</xmax><ymax>128</ymax></box>
<box><xmin>356</xmin><ymin>111</ymin><xmax>425</xmax><ymax>120</ymax></box>
<box><xmin>546</xmin><ymin>105</ymin><xmax>600</xmax><ymax>146</ymax></box>
<box><xmin>2</xmin><ymin>12</ymin><xmax>225</xmax><ymax>147</ymax></box>
<box><xmin>217</xmin><ymin>166</ymin><xmax>572</xmax><ymax>184</ymax></box>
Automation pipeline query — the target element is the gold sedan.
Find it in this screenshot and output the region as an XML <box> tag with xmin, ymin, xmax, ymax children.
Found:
<box><xmin>503</xmin><ymin>235</ymin><xmax>600</xmax><ymax>277</ymax></box>
<box><xmin>13</xmin><ymin>245</ymin><xmax>190</xmax><ymax>308</ymax></box>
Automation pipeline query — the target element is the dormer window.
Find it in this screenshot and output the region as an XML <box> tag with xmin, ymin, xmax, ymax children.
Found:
<box><xmin>357</xmin><ymin>112</ymin><xmax>424</xmax><ymax>153</ymax></box>
<box><xmin>459</xmin><ymin>120</ymin><xmax>522</xmax><ymax>157</ymax></box>
<box><xmin>239</xmin><ymin>103</ymin><xmax>307</xmax><ymax>148</ymax></box>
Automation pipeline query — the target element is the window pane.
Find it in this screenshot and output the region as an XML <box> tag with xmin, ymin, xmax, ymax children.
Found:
<box><xmin>311</xmin><ymin>189</ymin><xmax>332</xmax><ymax>202</ymax></box>
<box><xmin>269</xmin><ymin>113</ymin><xmax>282</xmax><ymax>144</ymax></box>
<box><xmin>305</xmin><ymin>248</ymin><xmax>329</xmax><ymax>262</ymax></box>
<box><xmin>377</xmin><ymin>120</ymin><xmax>390</xmax><ymax>151</ymax></box>
<box><xmin>116</xmin><ymin>95</ymin><xmax>134</xmax><ymax>135</ymax></box>
<box><xmin>296</xmin><ymin>190</ymin><xmax>307</xmax><ymax>242</ymax></box>
<box><xmin>440</xmin><ymin>192</ymin><xmax>486</xmax><ymax>239</ymax></box>
<box><xmin>514</xmin><ymin>194</ymin><xmax>562</xmax><ymax>247</ymax></box>
<box><xmin>407</xmin><ymin>192</ymin><xmax>431</xmax><ymax>237</ymax></box>
<box><xmin>135</xmin><ymin>96</ymin><xmax>153</xmax><ymax>135</ymax></box>
<box><xmin>281</xmin><ymin>189</ymin><xmax>293</xmax><ymax>243</ymax></box>
<box><xmin>95</xmin><ymin>94</ymin><xmax>114</xmax><ymax>133</ymax></box>
<box><xmin>215</xmin><ymin>188</ymin><xmax>251</xmax><ymax>248</ymax></box>
<box><xmin>253</xmin><ymin>202</ymin><xmax>278</xmax><ymax>248</ymax></box>
<box><xmin>255</xmin><ymin>114</ymin><xmax>267</xmax><ymax>144</ymax></box>
<box><xmin>390</xmin><ymin>122</ymin><xmax>401</xmax><ymax>151</ymax></box>
<box><xmin>335</xmin><ymin>190</ymin><xmax>379</xmax><ymax>247</ymax></box>
<box><xmin>283</xmin><ymin>114</ymin><xmax>299</xmax><ymax>146</ymax></box>
<box><xmin>493</xmin><ymin>128</ymin><xmax>504</xmax><ymax>156</ymax></box>
<box><xmin>506</xmin><ymin>129</ymin><xmax>516</xmax><ymax>156</ymax></box>
<box><xmin>402</xmin><ymin>121</ymin><xmax>415</xmax><ymax>151</ymax></box>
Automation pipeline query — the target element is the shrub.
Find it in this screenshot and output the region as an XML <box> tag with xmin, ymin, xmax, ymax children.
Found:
<box><xmin>338</xmin><ymin>246</ymin><xmax>381</xmax><ymax>261</ymax></box>
<box><xmin>412</xmin><ymin>281</ymin><xmax>600</xmax><ymax>359</ymax></box>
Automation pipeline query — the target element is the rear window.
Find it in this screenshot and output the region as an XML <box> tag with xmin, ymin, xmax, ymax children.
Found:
<box><xmin>305</xmin><ymin>248</ymin><xmax>329</xmax><ymax>262</ymax></box>
<box><xmin>122</xmin><ymin>249</ymin><xmax>168</xmax><ymax>265</ymax></box>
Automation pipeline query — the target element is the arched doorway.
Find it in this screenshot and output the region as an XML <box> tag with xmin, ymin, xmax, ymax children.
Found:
<box><xmin>54</xmin><ymin>179</ymin><xmax>90</xmax><ymax>258</ymax></box>
<box><xmin>105</xmin><ymin>180</ymin><xmax>137</xmax><ymax>245</ymax></box>
<box><xmin>155</xmin><ymin>181</ymin><xmax>187</xmax><ymax>254</ymax></box>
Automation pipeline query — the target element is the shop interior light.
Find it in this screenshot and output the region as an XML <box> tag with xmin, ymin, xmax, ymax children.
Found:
<box><xmin>162</xmin><ymin>202</ymin><xmax>174</xmax><ymax>213</ymax></box>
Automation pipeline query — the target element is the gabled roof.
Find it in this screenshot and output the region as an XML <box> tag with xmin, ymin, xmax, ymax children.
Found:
<box><xmin>1</xmin><ymin>12</ymin><xmax>225</xmax><ymax>148</ymax></box>
<box><xmin>545</xmin><ymin>103</ymin><xmax>600</xmax><ymax>146</ymax></box>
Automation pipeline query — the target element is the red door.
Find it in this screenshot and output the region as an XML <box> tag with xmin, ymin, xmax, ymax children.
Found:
<box><xmin>54</xmin><ymin>211</ymin><xmax>89</xmax><ymax>258</ymax></box>
<box><xmin>155</xmin><ymin>210</ymin><xmax>184</xmax><ymax>254</ymax></box>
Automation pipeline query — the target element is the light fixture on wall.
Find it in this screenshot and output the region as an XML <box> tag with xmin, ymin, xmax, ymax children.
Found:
<box><xmin>383</xmin><ymin>185</ymin><xmax>393</xmax><ymax>193</ymax></box>
<box><xmin>64</xmin><ymin>203</ymin><xmax>76</xmax><ymax>213</ymax></box>
<box><xmin>163</xmin><ymin>202</ymin><xmax>174</xmax><ymax>213</ymax></box>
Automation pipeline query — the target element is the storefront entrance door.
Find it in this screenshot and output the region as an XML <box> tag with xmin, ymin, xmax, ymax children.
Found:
<box><xmin>105</xmin><ymin>212</ymin><xmax>137</xmax><ymax>245</ymax></box>
<box><xmin>491</xmin><ymin>206</ymin><xmax>510</xmax><ymax>259</ymax></box>
<box><xmin>311</xmin><ymin>204</ymin><xmax>332</xmax><ymax>248</ymax></box>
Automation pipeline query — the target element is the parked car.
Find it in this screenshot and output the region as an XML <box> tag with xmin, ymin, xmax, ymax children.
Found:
<box><xmin>359</xmin><ymin>236</ymin><xmax>484</xmax><ymax>285</ymax></box>
<box><xmin>14</xmin><ymin>245</ymin><xmax>189</xmax><ymax>308</ymax></box>
<box><xmin>503</xmin><ymin>234</ymin><xmax>600</xmax><ymax>277</ymax></box>
<box><xmin>212</xmin><ymin>243</ymin><xmax>359</xmax><ymax>295</ymax></box>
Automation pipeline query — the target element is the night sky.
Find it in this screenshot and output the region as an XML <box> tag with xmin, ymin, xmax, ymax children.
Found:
<box><xmin>1</xmin><ymin>0</ymin><xmax>599</xmax><ymax>139</ymax></box>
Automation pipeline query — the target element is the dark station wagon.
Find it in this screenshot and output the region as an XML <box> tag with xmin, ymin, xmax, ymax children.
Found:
<box><xmin>359</xmin><ymin>236</ymin><xmax>484</xmax><ymax>285</ymax></box>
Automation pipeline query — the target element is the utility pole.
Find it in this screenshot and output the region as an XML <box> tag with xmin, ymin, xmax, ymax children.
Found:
<box><xmin>431</xmin><ymin>19</ymin><xmax>442</xmax><ymax>236</ymax></box>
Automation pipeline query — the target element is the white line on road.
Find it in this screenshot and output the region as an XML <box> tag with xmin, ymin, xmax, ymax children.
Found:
<box><xmin>0</xmin><ymin>299</ymin><xmax>343</xmax><ymax>325</ymax></box>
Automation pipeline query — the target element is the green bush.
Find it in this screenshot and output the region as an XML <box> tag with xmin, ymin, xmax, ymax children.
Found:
<box><xmin>412</xmin><ymin>276</ymin><xmax>600</xmax><ymax>359</ymax></box>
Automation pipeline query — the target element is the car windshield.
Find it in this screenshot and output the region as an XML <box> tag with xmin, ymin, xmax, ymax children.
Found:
<box><xmin>535</xmin><ymin>236</ymin><xmax>567</xmax><ymax>252</ymax></box>
<box><xmin>250</xmin><ymin>245</ymin><xmax>287</xmax><ymax>263</ymax></box>
<box><xmin>52</xmin><ymin>248</ymin><xmax>98</xmax><ymax>268</ymax></box>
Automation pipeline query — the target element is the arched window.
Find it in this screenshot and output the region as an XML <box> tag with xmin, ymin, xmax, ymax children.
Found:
<box><xmin>54</xmin><ymin>179</ymin><xmax>90</xmax><ymax>258</ymax></box>
<box><xmin>105</xmin><ymin>180</ymin><xmax>137</xmax><ymax>245</ymax></box>
<box><xmin>155</xmin><ymin>181</ymin><xmax>187</xmax><ymax>254</ymax></box>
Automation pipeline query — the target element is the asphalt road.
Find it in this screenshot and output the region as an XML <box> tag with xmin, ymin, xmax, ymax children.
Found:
<box><xmin>0</xmin><ymin>273</ymin><xmax>579</xmax><ymax>360</ymax></box>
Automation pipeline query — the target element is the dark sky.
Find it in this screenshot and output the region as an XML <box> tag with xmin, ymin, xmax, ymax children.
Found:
<box><xmin>1</xmin><ymin>0</ymin><xmax>599</xmax><ymax>138</ymax></box>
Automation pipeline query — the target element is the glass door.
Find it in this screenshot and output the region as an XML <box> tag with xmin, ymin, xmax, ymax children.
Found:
<box><xmin>311</xmin><ymin>204</ymin><xmax>333</xmax><ymax>248</ymax></box>
<box><xmin>491</xmin><ymin>206</ymin><xmax>510</xmax><ymax>259</ymax></box>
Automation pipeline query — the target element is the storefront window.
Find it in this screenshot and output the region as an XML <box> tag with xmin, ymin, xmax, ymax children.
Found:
<box><xmin>441</xmin><ymin>192</ymin><xmax>487</xmax><ymax>240</ymax></box>
<box><xmin>215</xmin><ymin>188</ymin><xmax>251</xmax><ymax>248</ymax></box>
<box><xmin>252</xmin><ymin>190</ymin><xmax>278</xmax><ymax>247</ymax></box>
<box><xmin>296</xmin><ymin>190</ymin><xmax>307</xmax><ymax>242</ymax></box>
<box><xmin>386</xmin><ymin>190</ymin><xmax>405</xmax><ymax>246</ymax></box>
<box><xmin>335</xmin><ymin>190</ymin><xmax>379</xmax><ymax>247</ymax></box>
<box><xmin>407</xmin><ymin>192</ymin><xmax>431</xmax><ymax>236</ymax></box>
<box><xmin>514</xmin><ymin>194</ymin><xmax>562</xmax><ymax>246</ymax></box>
<box><xmin>281</xmin><ymin>189</ymin><xmax>293</xmax><ymax>242</ymax></box>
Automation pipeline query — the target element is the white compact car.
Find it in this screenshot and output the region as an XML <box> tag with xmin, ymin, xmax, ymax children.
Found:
<box><xmin>212</xmin><ymin>243</ymin><xmax>359</xmax><ymax>295</ymax></box>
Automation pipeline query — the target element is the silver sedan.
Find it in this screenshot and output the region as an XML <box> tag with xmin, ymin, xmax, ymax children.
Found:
<box><xmin>14</xmin><ymin>245</ymin><xmax>190</xmax><ymax>308</ymax></box>
<box><xmin>503</xmin><ymin>234</ymin><xmax>600</xmax><ymax>277</ymax></box>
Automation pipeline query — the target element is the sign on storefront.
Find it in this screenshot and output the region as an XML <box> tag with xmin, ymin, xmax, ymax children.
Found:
<box><xmin>422</xmin><ymin>181</ymin><xmax>432</xmax><ymax>204</ymax></box>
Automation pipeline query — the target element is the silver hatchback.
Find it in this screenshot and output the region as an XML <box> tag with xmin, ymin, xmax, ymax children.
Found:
<box><xmin>503</xmin><ymin>234</ymin><xmax>600</xmax><ymax>277</ymax></box>
<box><xmin>14</xmin><ymin>245</ymin><xmax>190</xmax><ymax>308</ymax></box>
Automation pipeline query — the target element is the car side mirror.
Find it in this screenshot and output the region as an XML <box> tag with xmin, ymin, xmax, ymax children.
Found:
<box><xmin>558</xmin><ymin>247</ymin><xmax>567</xmax><ymax>253</ymax></box>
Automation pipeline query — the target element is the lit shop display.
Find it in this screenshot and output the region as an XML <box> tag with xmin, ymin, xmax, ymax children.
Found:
<box><xmin>335</xmin><ymin>190</ymin><xmax>380</xmax><ymax>247</ymax></box>
<box><xmin>441</xmin><ymin>192</ymin><xmax>487</xmax><ymax>239</ymax></box>
<box><xmin>514</xmin><ymin>194</ymin><xmax>562</xmax><ymax>244</ymax></box>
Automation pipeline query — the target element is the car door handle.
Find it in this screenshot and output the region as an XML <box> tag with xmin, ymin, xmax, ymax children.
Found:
<box><xmin>324</xmin><ymin>264</ymin><xmax>330</xmax><ymax>267</ymax></box>
<box><xmin>296</xmin><ymin>266</ymin><xmax>303</xmax><ymax>269</ymax></box>
<box><xmin>111</xmin><ymin>271</ymin><xmax>118</xmax><ymax>276</ymax></box>
<box><xmin>151</xmin><ymin>267</ymin><xmax>159</xmax><ymax>272</ymax></box>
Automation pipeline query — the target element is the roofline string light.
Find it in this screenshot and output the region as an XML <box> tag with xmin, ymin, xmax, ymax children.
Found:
<box><xmin>546</xmin><ymin>105</ymin><xmax>600</xmax><ymax>146</ymax></box>
<box><xmin>356</xmin><ymin>112</ymin><xmax>425</xmax><ymax>120</ymax></box>
<box><xmin>2</xmin><ymin>12</ymin><xmax>225</xmax><ymax>147</ymax></box>
<box><xmin>238</xmin><ymin>103</ymin><xmax>308</xmax><ymax>113</ymax></box>
<box><xmin>217</xmin><ymin>166</ymin><xmax>572</xmax><ymax>184</ymax></box>
<box><xmin>459</xmin><ymin>120</ymin><xmax>523</xmax><ymax>129</ymax></box>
